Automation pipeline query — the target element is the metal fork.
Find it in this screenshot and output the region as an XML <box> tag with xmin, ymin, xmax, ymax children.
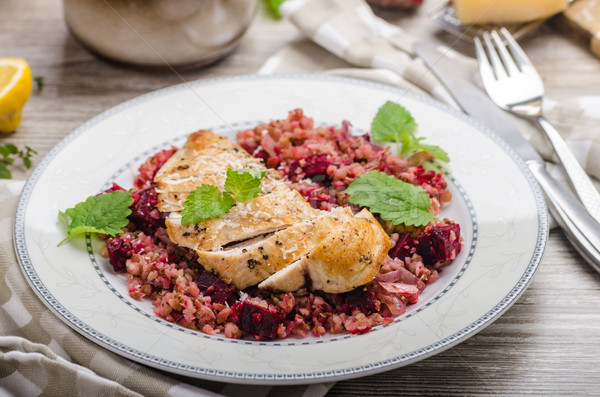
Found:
<box><xmin>474</xmin><ymin>28</ymin><xmax>600</xmax><ymax>222</ymax></box>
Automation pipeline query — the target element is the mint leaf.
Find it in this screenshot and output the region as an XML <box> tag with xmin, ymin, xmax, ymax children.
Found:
<box><xmin>371</xmin><ymin>101</ymin><xmax>448</xmax><ymax>163</ymax></box>
<box><xmin>344</xmin><ymin>171</ymin><xmax>434</xmax><ymax>227</ymax></box>
<box><xmin>180</xmin><ymin>168</ymin><xmax>266</xmax><ymax>225</ymax></box>
<box><xmin>181</xmin><ymin>185</ymin><xmax>235</xmax><ymax>226</ymax></box>
<box><xmin>417</xmin><ymin>143</ymin><xmax>450</xmax><ymax>163</ymax></box>
<box><xmin>371</xmin><ymin>101</ymin><xmax>416</xmax><ymax>144</ymax></box>
<box><xmin>58</xmin><ymin>190</ymin><xmax>133</xmax><ymax>246</ymax></box>
<box><xmin>0</xmin><ymin>163</ymin><xmax>11</xmax><ymax>179</ymax></box>
<box><xmin>0</xmin><ymin>144</ymin><xmax>37</xmax><ymax>178</ymax></box>
<box><xmin>224</xmin><ymin>168</ymin><xmax>266</xmax><ymax>202</ymax></box>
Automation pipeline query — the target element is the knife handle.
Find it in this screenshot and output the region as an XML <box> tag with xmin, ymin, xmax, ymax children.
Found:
<box><xmin>528</xmin><ymin>160</ymin><xmax>600</xmax><ymax>273</ymax></box>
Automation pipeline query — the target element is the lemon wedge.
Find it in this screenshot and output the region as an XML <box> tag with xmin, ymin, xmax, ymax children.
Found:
<box><xmin>0</xmin><ymin>58</ymin><xmax>32</xmax><ymax>133</ymax></box>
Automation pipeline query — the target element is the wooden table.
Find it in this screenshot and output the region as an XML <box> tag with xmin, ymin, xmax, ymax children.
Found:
<box><xmin>2</xmin><ymin>1</ymin><xmax>600</xmax><ymax>395</ymax></box>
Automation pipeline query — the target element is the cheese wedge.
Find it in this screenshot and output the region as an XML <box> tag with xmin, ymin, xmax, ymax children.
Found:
<box><xmin>453</xmin><ymin>0</ymin><xmax>568</xmax><ymax>25</ymax></box>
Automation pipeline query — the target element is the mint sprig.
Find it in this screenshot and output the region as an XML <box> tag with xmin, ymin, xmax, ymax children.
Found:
<box><xmin>58</xmin><ymin>190</ymin><xmax>133</xmax><ymax>246</ymax></box>
<box><xmin>371</xmin><ymin>101</ymin><xmax>449</xmax><ymax>163</ymax></box>
<box><xmin>224</xmin><ymin>168</ymin><xmax>267</xmax><ymax>202</ymax></box>
<box><xmin>181</xmin><ymin>185</ymin><xmax>235</xmax><ymax>226</ymax></box>
<box><xmin>0</xmin><ymin>144</ymin><xmax>37</xmax><ymax>179</ymax></box>
<box><xmin>344</xmin><ymin>171</ymin><xmax>434</xmax><ymax>227</ymax></box>
<box><xmin>181</xmin><ymin>168</ymin><xmax>266</xmax><ymax>225</ymax></box>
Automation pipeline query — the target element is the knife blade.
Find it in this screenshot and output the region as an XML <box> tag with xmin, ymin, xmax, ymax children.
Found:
<box><xmin>414</xmin><ymin>41</ymin><xmax>600</xmax><ymax>273</ymax></box>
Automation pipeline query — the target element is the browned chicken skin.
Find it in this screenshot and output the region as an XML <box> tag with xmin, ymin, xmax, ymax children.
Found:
<box><xmin>154</xmin><ymin>130</ymin><xmax>392</xmax><ymax>293</ymax></box>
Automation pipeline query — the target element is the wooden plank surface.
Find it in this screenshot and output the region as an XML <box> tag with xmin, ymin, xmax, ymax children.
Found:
<box><xmin>2</xmin><ymin>0</ymin><xmax>600</xmax><ymax>395</ymax></box>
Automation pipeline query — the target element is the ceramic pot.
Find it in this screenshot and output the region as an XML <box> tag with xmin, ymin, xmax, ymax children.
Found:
<box><xmin>63</xmin><ymin>0</ymin><xmax>257</xmax><ymax>70</ymax></box>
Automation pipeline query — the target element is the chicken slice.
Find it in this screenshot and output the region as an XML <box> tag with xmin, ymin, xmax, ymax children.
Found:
<box><xmin>258</xmin><ymin>207</ymin><xmax>393</xmax><ymax>294</ymax></box>
<box><xmin>155</xmin><ymin>129</ymin><xmax>392</xmax><ymax>293</ymax></box>
<box><xmin>195</xmin><ymin>215</ymin><xmax>337</xmax><ymax>289</ymax></box>
<box><xmin>305</xmin><ymin>207</ymin><xmax>392</xmax><ymax>293</ymax></box>
<box><xmin>165</xmin><ymin>182</ymin><xmax>315</xmax><ymax>251</ymax></box>
<box><xmin>155</xmin><ymin>130</ymin><xmax>317</xmax><ymax>250</ymax></box>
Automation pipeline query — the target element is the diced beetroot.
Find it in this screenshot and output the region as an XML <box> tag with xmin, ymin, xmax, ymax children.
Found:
<box><xmin>344</xmin><ymin>287</ymin><xmax>377</xmax><ymax>314</ymax></box>
<box><xmin>106</xmin><ymin>237</ymin><xmax>132</xmax><ymax>272</ymax></box>
<box><xmin>239</xmin><ymin>300</ymin><xmax>282</xmax><ymax>339</ymax></box>
<box><xmin>101</xmin><ymin>183</ymin><xmax>125</xmax><ymax>195</ymax></box>
<box><xmin>128</xmin><ymin>188</ymin><xmax>165</xmax><ymax>235</ymax></box>
<box><xmin>389</xmin><ymin>233</ymin><xmax>416</xmax><ymax>260</ymax></box>
<box><xmin>288</xmin><ymin>153</ymin><xmax>332</xmax><ymax>181</ymax></box>
<box><xmin>196</xmin><ymin>271</ymin><xmax>238</xmax><ymax>305</ymax></box>
<box><xmin>133</xmin><ymin>147</ymin><xmax>177</xmax><ymax>191</ymax></box>
<box><xmin>417</xmin><ymin>223</ymin><xmax>461</xmax><ymax>266</ymax></box>
<box><xmin>413</xmin><ymin>165</ymin><xmax>447</xmax><ymax>192</ymax></box>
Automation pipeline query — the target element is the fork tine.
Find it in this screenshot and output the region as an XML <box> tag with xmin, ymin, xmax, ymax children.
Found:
<box><xmin>474</xmin><ymin>36</ymin><xmax>496</xmax><ymax>83</ymax></box>
<box><xmin>499</xmin><ymin>27</ymin><xmax>533</xmax><ymax>70</ymax></box>
<box><xmin>482</xmin><ymin>31</ymin><xmax>507</xmax><ymax>80</ymax></box>
<box><xmin>490</xmin><ymin>30</ymin><xmax>520</xmax><ymax>76</ymax></box>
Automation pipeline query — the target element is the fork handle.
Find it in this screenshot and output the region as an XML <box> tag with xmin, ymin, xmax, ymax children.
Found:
<box><xmin>536</xmin><ymin>115</ymin><xmax>600</xmax><ymax>222</ymax></box>
<box><xmin>528</xmin><ymin>160</ymin><xmax>600</xmax><ymax>273</ymax></box>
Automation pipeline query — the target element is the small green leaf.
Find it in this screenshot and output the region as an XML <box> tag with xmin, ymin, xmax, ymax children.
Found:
<box><xmin>5</xmin><ymin>144</ymin><xmax>18</xmax><ymax>154</ymax></box>
<box><xmin>181</xmin><ymin>185</ymin><xmax>235</xmax><ymax>226</ymax></box>
<box><xmin>0</xmin><ymin>163</ymin><xmax>12</xmax><ymax>179</ymax></box>
<box><xmin>371</xmin><ymin>101</ymin><xmax>449</xmax><ymax>163</ymax></box>
<box><xmin>33</xmin><ymin>76</ymin><xmax>44</xmax><ymax>91</ymax></box>
<box><xmin>58</xmin><ymin>190</ymin><xmax>133</xmax><ymax>246</ymax></box>
<box><xmin>417</xmin><ymin>144</ymin><xmax>449</xmax><ymax>163</ymax></box>
<box><xmin>344</xmin><ymin>171</ymin><xmax>434</xmax><ymax>227</ymax></box>
<box><xmin>371</xmin><ymin>101</ymin><xmax>416</xmax><ymax>145</ymax></box>
<box><xmin>224</xmin><ymin>168</ymin><xmax>266</xmax><ymax>202</ymax></box>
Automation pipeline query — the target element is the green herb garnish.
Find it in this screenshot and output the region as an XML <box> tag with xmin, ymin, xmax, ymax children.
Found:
<box><xmin>181</xmin><ymin>168</ymin><xmax>266</xmax><ymax>225</ymax></box>
<box><xmin>371</xmin><ymin>101</ymin><xmax>449</xmax><ymax>163</ymax></box>
<box><xmin>0</xmin><ymin>144</ymin><xmax>37</xmax><ymax>179</ymax></box>
<box><xmin>34</xmin><ymin>76</ymin><xmax>45</xmax><ymax>91</ymax></box>
<box><xmin>264</xmin><ymin>0</ymin><xmax>287</xmax><ymax>18</ymax></box>
<box><xmin>58</xmin><ymin>190</ymin><xmax>133</xmax><ymax>246</ymax></box>
<box><xmin>344</xmin><ymin>171</ymin><xmax>434</xmax><ymax>227</ymax></box>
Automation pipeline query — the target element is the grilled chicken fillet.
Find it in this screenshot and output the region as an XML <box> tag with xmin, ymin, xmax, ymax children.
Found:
<box><xmin>154</xmin><ymin>130</ymin><xmax>392</xmax><ymax>293</ymax></box>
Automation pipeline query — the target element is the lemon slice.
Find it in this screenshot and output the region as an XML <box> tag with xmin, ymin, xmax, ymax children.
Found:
<box><xmin>0</xmin><ymin>58</ymin><xmax>32</xmax><ymax>133</ymax></box>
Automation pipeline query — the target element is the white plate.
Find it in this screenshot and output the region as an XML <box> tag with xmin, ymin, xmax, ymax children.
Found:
<box><xmin>14</xmin><ymin>75</ymin><xmax>548</xmax><ymax>384</ymax></box>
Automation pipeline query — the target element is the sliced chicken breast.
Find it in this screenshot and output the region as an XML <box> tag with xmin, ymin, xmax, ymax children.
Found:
<box><xmin>258</xmin><ymin>207</ymin><xmax>393</xmax><ymax>294</ymax></box>
<box><xmin>154</xmin><ymin>129</ymin><xmax>392</xmax><ymax>294</ymax></box>
<box><xmin>195</xmin><ymin>215</ymin><xmax>336</xmax><ymax>289</ymax></box>
<box><xmin>155</xmin><ymin>130</ymin><xmax>317</xmax><ymax>250</ymax></box>
<box><xmin>304</xmin><ymin>208</ymin><xmax>392</xmax><ymax>293</ymax></box>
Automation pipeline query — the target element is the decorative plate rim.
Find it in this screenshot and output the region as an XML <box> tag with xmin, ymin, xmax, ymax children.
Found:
<box><xmin>13</xmin><ymin>74</ymin><xmax>549</xmax><ymax>384</ymax></box>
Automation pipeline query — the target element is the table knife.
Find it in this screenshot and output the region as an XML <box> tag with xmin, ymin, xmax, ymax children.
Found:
<box><xmin>414</xmin><ymin>42</ymin><xmax>600</xmax><ymax>273</ymax></box>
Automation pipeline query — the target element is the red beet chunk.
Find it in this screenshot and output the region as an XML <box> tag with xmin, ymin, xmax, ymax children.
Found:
<box><xmin>389</xmin><ymin>233</ymin><xmax>416</xmax><ymax>260</ymax></box>
<box><xmin>239</xmin><ymin>301</ymin><xmax>282</xmax><ymax>339</ymax></box>
<box><xmin>106</xmin><ymin>237</ymin><xmax>132</xmax><ymax>272</ymax></box>
<box><xmin>344</xmin><ymin>287</ymin><xmax>377</xmax><ymax>314</ymax></box>
<box><xmin>128</xmin><ymin>188</ymin><xmax>165</xmax><ymax>235</ymax></box>
<box><xmin>101</xmin><ymin>183</ymin><xmax>125</xmax><ymax>195</ymax></box>
<box><xmin>288</xmin><ymin>154</ymin><xmax>332</xmax><ymax>181</ymax></box>
<box><xmin>196</xmin><ymin>271</ymin><xmax>238</xmax><ymax>305</ymax></box>
<box><xmin>417</xmin><ymin>223</ymin><xmax>461</xmax><ymax>266</ymax></box>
